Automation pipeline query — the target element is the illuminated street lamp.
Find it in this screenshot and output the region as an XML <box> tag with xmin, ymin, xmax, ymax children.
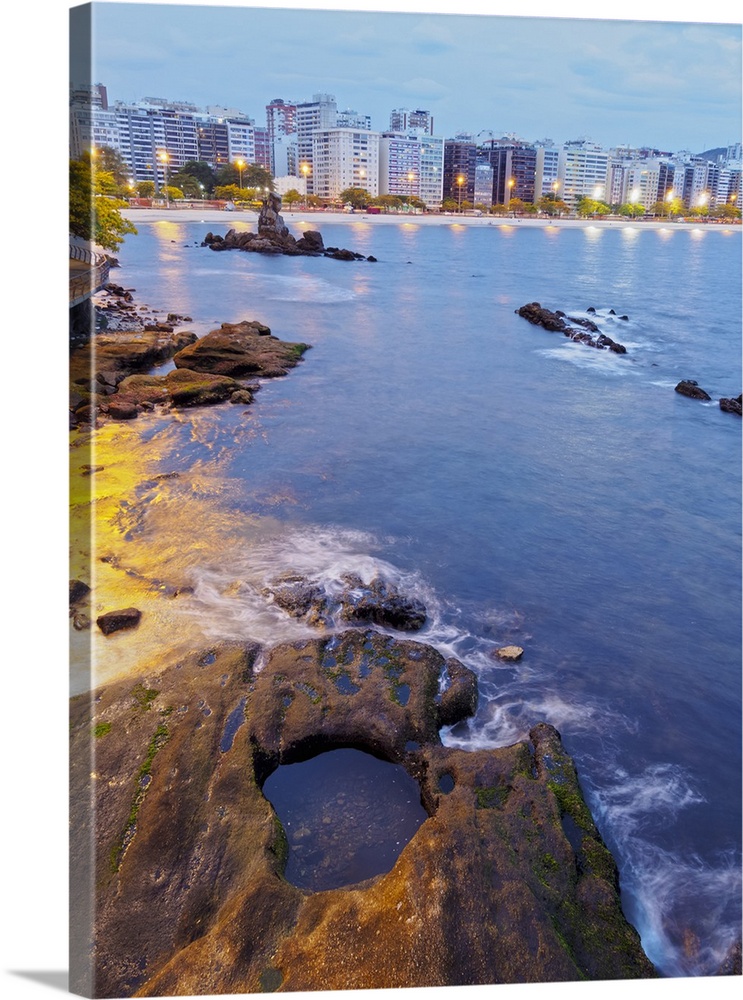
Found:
<box><xmin>407</xmin><ymin>171</ymin><xmax>415</xmax><ymax>207</ymax></box>
<box><xmin>235</xmin><ymin>158</ymin><xmax>245</xmax><ymax>188</ymax></box>
<box><xmin>158</xmin><ymin>150</ymin><xmax>170</xmax><ymax>206</ymax></box>
<box><xmin>300</xmin><ymin>162</ymin><xmax>310</xmax><ymax>207</ymax></box>
<box><xmin>457</xmin><ymin>173</ymin><xmax>465</xmax><ymax>212</ymax></box>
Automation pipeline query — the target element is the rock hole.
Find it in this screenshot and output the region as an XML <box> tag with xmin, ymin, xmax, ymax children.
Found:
<box><xmin>262</xmin><ymin>748</ymin><xmax>427</xmax><ymax>892</ymax></box>
<box><xmin>438</xmin><ymin>773</ymin><xmax>455</xmax><ymax>794</ymax></box>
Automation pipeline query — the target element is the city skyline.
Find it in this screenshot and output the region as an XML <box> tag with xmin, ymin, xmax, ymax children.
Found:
<box><xmin>78</xmin><ymin>2</ymin><xmax>742</xmax><ymax>155</ymax></box>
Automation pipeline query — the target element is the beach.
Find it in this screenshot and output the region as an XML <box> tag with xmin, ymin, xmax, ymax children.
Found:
<box><xmin>123</xmin><ymin>206</ymin><xmax>741</xmax><ymax>233</ymax></box>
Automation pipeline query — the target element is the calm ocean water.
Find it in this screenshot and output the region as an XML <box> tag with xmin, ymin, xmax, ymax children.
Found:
<box><xmin>115</xmin><ymin>216</ymin><xmax>741</xmax><ymax>978</ymax></box>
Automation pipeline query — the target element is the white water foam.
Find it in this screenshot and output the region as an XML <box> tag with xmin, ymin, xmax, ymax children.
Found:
<box><xmin>586</xmin><ymin>764</ymin><xmax>741</xmax><ymax>977</ymax></box>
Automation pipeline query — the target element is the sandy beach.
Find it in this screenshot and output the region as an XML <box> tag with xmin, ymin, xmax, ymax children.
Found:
<box><xmin>123</xmin><ymin>206</ymin><xmax>741</xmax><ymax>233</ymax></box>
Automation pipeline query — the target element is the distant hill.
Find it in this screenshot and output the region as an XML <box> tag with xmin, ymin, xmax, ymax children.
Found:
<box><xmin>695</xmin><ymin>147</ymin><xmax>726</xmax><ymax>162</ymax></box>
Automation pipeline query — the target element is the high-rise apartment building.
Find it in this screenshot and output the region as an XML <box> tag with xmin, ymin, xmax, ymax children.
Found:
<box><xmin>443</xmin><ymin>138</ymin><xmax>477</xmax><ymax>204</ymax></box>
<box><xmin>266</xmin><ymin>99</ymin><xmax>297</xmax><ymax>173</ymax></box>
<box><xmin>557</xmin><ymin>142</ymin><xmax>610</xmax><ymax>207</ymax></box>
<box><xmin>312</xmin><ymin>128</ymin><xmax>380</xmax><ymax>201</ymax></box>
<box><xmin>296</xmin><ymin>94</ymin><xmax>338</xmax><ymax>193</ymax></box>
<box><xmin>337</xmin><ymin>109</ymin><xmax>371</xmax><ymax>130</ymax></box>
<box><xmin>389</xmin><ymin>108</ymin><xmax>434</xmax><ymax>135</ymax></box>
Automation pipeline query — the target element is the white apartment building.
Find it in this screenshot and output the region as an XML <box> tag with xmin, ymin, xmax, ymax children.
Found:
<box><xmin>296</xmin><ymin>94</ymin><xmax>337</xmax><ymax>193</ymax></box>
<box><xmin>389</xmin><ymin>108</ymin><xmax>434</xmax><ymax>135</ymax></box>
<box><xmin>337</xmin><ymin>109</ymin><xmax>372</xmax><ymax>130</ymax></box>
<box><xmin>417</xmin><ymin>135</ymin><xmax>445</xmax><ymax>208</ymax></box>
<box><xmin>534</xmin><ymin>147</ymin><xmax>560</xmax><ymax>198</ymax></box>
<box><xmin>379</xmin><ymin>133</ymin><xmax>444</xmax><ymax>207</ymax></box>
<box><xmin>622</xmin><ymin>162</ymin><xmax>661</xmax><ymax>211</ymax></box>
<box><xmin>312</xmin><ymin>128</ymin><xmax>380</xmax><ymax>201</ymax></box>
<box><xmin>557</xmin><ymin>144</ymin><xmax>610</xmax><ymax>207</ymax></box>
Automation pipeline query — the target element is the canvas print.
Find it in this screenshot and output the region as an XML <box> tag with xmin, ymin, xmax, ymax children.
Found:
<box><xmin>69</xmin><ymin>2</ymin><xmax>742</xmax><ymax>996</ymax></box>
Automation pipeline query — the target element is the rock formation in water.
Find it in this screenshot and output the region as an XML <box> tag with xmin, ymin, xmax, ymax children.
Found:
<box><xmin>719</xmin><ymin>393</ymin><xmax>742</xmax><ymax>416</ymax></box>
<box><xmin>70</xmin><ymin>627</ymin><xmax>657</xmax><ymax>996</ymax></box>
<box><xmin>202</xmin><ymin>192</ymin><xmax>375</xmax><ymax>261</ymax></box>
<box><xmin>264</xmin><ymin>573</ymin><xmax>427</xmax><ymax>631</ymax></box>
<box><xmin>675</xmin><ymin>379</ymin><xmax>712</xmax><ymax>401</ymax></box>
<box><xmin>515</xmin><ymin>302</ymin><xmax>627</xmax><ymax>353</ymax></box>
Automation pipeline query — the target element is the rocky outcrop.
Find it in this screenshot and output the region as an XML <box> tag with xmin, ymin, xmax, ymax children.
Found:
<box><xmin>719</xmin><ymin>394</ymin><xmax>742</xmax><ymax>416</ymax></box>
<box><xmin>70</xmin><ymin>631</ymin><xmax>656</xmax><ymax>996</ymax></box>
<box><xmin>202</xmin><ymin>194</ymin><xmax>375</xmax><ymax>261</ymax></box>
<box><xmin>264</xmin><ymin>573</ymin><xmax>427</xmax><ymax>631</ymax></box>
<box><xmin>173</xmin><ymin>320</ymin><xmax>310</xmax><ymax>379</ymax></box>
<box><xmin>515</xmin><ymin>302</ymin><xmax>627</xmax><ymax>354</ymax></box>
<box><xmin>675</xmin><ymin>380</ymin><xmax>712</xmax><ymax>401</ymax></box>
<box><xmin>70</xmin><ymin>314</ymin><xmax>310</xmax><ymax>426</ymax></box>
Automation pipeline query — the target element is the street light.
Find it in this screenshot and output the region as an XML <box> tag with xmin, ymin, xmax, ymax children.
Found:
<box><xmin>158</xmin><ymin>150</ymin><xmax>170</xmax><ymax>207</ymax></box>
<box><xmin>407</xmin><ymin>171</ymin><xmax>415</xmax><ymax>208</ymax></box>
<box><xmin>300</xmin><ymin>163</ymin><xmax>311</xmax><ymax>209</ymax></box>
<box><xmin>457</xmin><ymin>173</ymin><xmax>465</xmax><ymax>212</ymax></box>
<box><xmin>235</xmin><ymin>158</ymin><xmax>245</xmax><ymax>188</ymax></box>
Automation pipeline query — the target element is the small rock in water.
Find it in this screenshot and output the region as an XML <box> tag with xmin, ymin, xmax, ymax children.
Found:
<box><xmin>96</xmin><ymin>607</ymin><xmax>142</xmax><ymax>635</ymax></box>
<box><xmin>719</xmin><ymin>394</ymin><xmax>742</xmax><ymax>416</ymax></box>
<box><xmin>675</xmin><ymin>380</ymin><xmax>712</xmax><ymax>401</ymax></box>
<box><xmin>495</xmin><ymin>645</ymin><xmax>524</xmax><ymax>661</ymax></box>
<box><xmin>69</xmin><ymin>579</ymin><xmax>91</xmax><ymax>606</ymax></box>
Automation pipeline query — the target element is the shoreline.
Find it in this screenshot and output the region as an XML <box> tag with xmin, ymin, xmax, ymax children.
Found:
<box><xmin>121</xmin><ymin>208</ymin><xmax>743</xmax><ymax>233</ymax></box>
<box><xmin>122</xmin><ymin>206</ymin><xmax>742</xmax><ymax>233</ymax></box>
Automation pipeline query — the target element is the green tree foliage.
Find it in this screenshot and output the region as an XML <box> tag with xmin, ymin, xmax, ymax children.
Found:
<box><xmin>170</xmin><ymin>172</ymin><xmax>203</xmax><ymax>198</ymax></box>
<box><xmin>215</xmin><ymin>162</ymin><xmax>273</xmax><ymax>191</ymax></box>
<box><xmin>177</xmin><ymin>160</ymin><xmax>216</xmax><ymax>193</ymax></box>
<box><xmin>537</xmin><ymin>195</ymin><xmax>568</xmax><ymax>216</ymax></box>
<box><xmin>370</xmin><ymin>194</ymin><xmax>404</xmax><ymax>212</ymax></box>
<box><xmin>69</xmin><ymin>154</ymin><xmax>137</xmax><ymax>252</ymax></box>
<box><xmin>618</xmin><ymin>202</ymin><xmax>646</xmax><ymax>217</ymax></box>
<box><xmin>441</xmin><ymin>198</ymin><xmax>459</xmax><ymax>212</ymax></box>
<box><xmin>283</xmin><ymin>189</ymin><xmax>302</xmax><ymax>207</ymax></box>
<box><xmin>94</xmin><ymin>145</ymin><xmax>130</xmax><ymax>187</ymax></box>
<box><xmin>136</xmin><ymin>180</ymin><xmax>155</xmax><ymax>198</ymax></box>
<box><xmin>576</xmin><ymin>196</ymin><xmax>612</xmax><ymax>217</ymax></box>
<box><xmin>340</xmin><ymin>187</ymin><xmax>372</xmax><ymax>208</ymax></box>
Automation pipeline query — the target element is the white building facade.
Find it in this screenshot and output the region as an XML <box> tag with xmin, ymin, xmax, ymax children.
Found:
<box><xmin>312</xmin><ymin>128</ymin><xmax>380</xmax><ymax>201</ymax></box>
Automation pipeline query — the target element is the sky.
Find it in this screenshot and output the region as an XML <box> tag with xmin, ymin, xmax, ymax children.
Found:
<box><xmin>75</xmin><ymin>0</ymin><xmax>743</xmax><ymax>153</ymax></box>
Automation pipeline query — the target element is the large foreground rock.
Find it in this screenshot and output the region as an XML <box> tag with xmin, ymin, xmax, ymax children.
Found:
<box><xmin>70</xmin><ymin>630</ymin><xmax>656</xmax><ymax>996</ymax></box>
<box><xmin>173</xmin><ymin>320</ymin><xmax>310</xmax><ymax>378</ymax></box>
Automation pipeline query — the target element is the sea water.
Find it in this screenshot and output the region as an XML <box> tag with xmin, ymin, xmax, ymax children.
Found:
<box><xmin>111</xmin><ymin>216</ymin><xmax>741</xmax><ymax>978</ymax></box>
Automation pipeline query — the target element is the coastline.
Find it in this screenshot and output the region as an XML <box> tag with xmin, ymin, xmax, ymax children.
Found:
<box><xmin>123</xmin><ymin>206</ymin><xmax>742</xmax><ymax>233</ymax></box>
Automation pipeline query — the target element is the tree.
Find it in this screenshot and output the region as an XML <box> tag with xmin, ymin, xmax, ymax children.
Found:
<box><xmin>215</xmin><ymin>162</ymin><xmax>273</xmax><ymax>192</ymax></box>
<box><xmin>69</xmin><ymin>154</ymin><xmax>137</xmax><ymax>252</ymax></box>
<box><xmin>441</xmin><ymin>198</ymin><xmax>459</xmax><ymax>212</ymax></box>
<box><xmin>537</xmin><ymin>194</ymin><xmax>568</xmax><ymax>217</ymax></box>
<box><xmin>339</xmin><ymin>187</ymin><xmax>371</xmax><ymax>209</ymax></box>
<box><xmin>618</xmin><ymin>202</ymin><xmax>645</xmax><ymax>217</ymax></box>
<box><xmin>508</xmin><ymin>197</ymin><xmax>525</xmax><ymax>215</ymax></box>
<box><xmin>164</xmin><ymin>185</ymin><xmax>185</xmax><ymax>201</ymax></box>
<box><xmin>283</xmin><ymin>189</ymin><xmax>302</xmax><ymax>208</ymax></box>
<box><xmin>371</xmin><ymin>194</ymin><xmax>404</xmax><ymax>212</ymax></box>
<box><xmin>93</xmin><ymin>145</ymin><xmax>130</xmax><ymax>187</ymax></box>
<box><xmin>577</xmin><ymin>196</ymin><xmax>611</xmax><ymax>217</ymax></box>
<box><xmin>137</xmin><ymin>180</ymin><xmax>155</xmax><ymax>198</ymax></box>
<box><xmin>170</xmin><ymin>172</ymin><xmax>203</xmax><ymax>199</ymax></box>
<box><xmin>177</xmin><ymin>160</ymin><xmax>216</xmax><ymax>194</ymax></box>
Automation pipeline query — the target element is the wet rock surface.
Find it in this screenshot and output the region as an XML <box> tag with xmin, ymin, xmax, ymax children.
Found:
<box><xmin>70</xmin><ymin>630</ymin><xmax>656</xmax><ymax>996</ymax></box>
<box><xmin>172</xmin><ymin>320</ymin><xmax>310</xmax><ymax>379</ymax></box>
<box><xmin>264</xmin><ymin>573</ymin><xmax>427</xmax><ymax>631</ymax></box>
<box><xmin>69</xmin><ymin>301</ymin><xmax>309</xmax><ymax>427</ymax></box>
<box><xmin>719</xmin><ymin>393</ymin><xmax>742</xmax><ymax>415</ymax></box>
<box><xmin>675</xmin><ymin>379</ymin><xmax>712</xmax><ymax>401</ymax></box>
<box><xmin>515</xmin><ymin>302</ymin><xmax>627</xmax><ymax>353</ymax></box>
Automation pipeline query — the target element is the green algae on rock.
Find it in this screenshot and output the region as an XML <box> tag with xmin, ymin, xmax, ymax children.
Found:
<box><xmin>69</xmin><ymin>631</ymin><xmax>656</xmax><ymax>997</ymax></box>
